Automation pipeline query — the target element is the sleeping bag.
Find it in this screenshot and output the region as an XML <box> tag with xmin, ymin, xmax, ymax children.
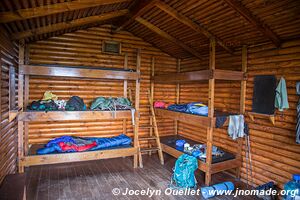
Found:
<box><xmin>37</xmin><ymin>134</ymin><xmax>132</xmax><ymax>154</ymax></box>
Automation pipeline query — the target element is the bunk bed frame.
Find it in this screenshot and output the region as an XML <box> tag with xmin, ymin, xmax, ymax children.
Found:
<box><xmin>15</xmin><ymin>42</ymin><xmax>141</xmax><ymax>172</ymax></box>
<box><xmin>151</xmin><ymin>38</ymin><xmax>247</xmax><ymax>186</ymax></box>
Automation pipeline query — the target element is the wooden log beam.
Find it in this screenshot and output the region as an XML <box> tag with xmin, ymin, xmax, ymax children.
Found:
<box><xmin>135</xmin><ymin>17</ymin><xmax>203</xmax><ymax>60</ymax></box>
<box><xmin>0</xmin><ymin>0</ymin><xmax>129</xmax><ymax>23</ymax></box>
<box><xmin>223</xmin><ymin>0</ymin><xmax>281</xmax><ymax>47</ymax></box>
<box><xmin>155</xmin><ymin>1</ymin><xmax>234</xmax><ymax>54</ymax></box>
<box><xmin>12</xmin><ymin>10</ymin><xmax>128</xmax><ymax>40</ymax></box>
<box><xmin>114</xmin><ymin>0</ymin><xmax>159</xmax><ymax>32</ymax></box>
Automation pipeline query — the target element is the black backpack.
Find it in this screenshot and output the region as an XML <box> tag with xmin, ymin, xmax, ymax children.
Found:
<box><xmin>65</xmin><ymin>96</ymin><xmax>86</xmax><ymax>111</ymax></box>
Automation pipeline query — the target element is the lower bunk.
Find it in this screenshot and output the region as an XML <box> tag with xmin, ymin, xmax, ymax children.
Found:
<box><xmin>20</xmin><ymin>134</ymin><xmax>138</xmax><ymax>167</ymax></box>
<box><xmin>20</xmin><ymin>145</ymin><xmax>138</xmax><ymax>167</ymax></box>
<box><xmin>160</xmin><ymin>135</ymin><xmax>241</xmax><ymax>175</ymax></box>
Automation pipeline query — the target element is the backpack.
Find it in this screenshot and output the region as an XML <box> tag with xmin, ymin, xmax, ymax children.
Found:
<box><xmin>65</xmin><ymin>96</ymin><xmax>86</xmax><ymax>111</ymax></box>
<box><xmin>27</xmin><ymin>100</ymin><xmax>58</xmax><ymax>111</ymax></box>
<box><xmin>170</xmin><ymin>154</ymin><xmax>198</xmax><ymax>189</ymax></box>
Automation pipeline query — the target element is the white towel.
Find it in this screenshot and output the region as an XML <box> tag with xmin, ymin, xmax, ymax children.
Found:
<box><xmin>228</xmin><ymin>115</ymin><xmax>245</xmax><ymax>140</ymax></box>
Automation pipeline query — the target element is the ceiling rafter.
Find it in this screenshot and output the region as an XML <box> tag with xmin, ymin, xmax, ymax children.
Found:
<box><xmin>12</xmin><ymin>10</ymin><xmax>128</xmax><ymax>40</ymax></box>
<box><xmin>113</xmin><ymin>0</ymin><xmax>159</xmax><ymax>32</ymax></box>
<box><xmin>135</xmin><ymin>17</ymin><xmax>203</xmax><ymax>60</ymax></box>
<box><xmin>0</xmin><ymin>0</ymin><xmax>129</xmax><ymax>23</ymax></box>
<box><xmin>223</xmin><ymin>0</ymin><xmax>281</xmax><ymax>47</ymax></box>
<box><xmin>155</xmin><ymin>1</ymin><xmax>234</xmax><ymax>55</ymax></box>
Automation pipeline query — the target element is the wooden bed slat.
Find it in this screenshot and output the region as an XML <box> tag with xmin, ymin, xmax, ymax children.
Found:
<box><xmin>19</xmin><ymin>64</ymin><xmax>140</xmax><ymax>80</ymax></box>
<box><xmin>21</xmin><ymin>147</ymin><xmax>138</xmax><ymax>166</ymax></box>
<box><xmin>18</xmin><ymin>110</ymin><xmax>133</xmax><ymax>122</ymax></box>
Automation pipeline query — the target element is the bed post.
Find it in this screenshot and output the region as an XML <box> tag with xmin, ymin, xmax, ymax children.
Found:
<box><xmin>205</xmin><ymin>38</ymin><xmax>216</xmax><ymax>186</ymax></box>
<box><xmin>134</xmin><ymin>49</ymin><xmax>141</xmax><ymax>168</ymax></box>
<box><xmin>24</xmin><ymin>44</ymin><xmax>30</xmax><ymax>156</ymax></box>
<box><xmin>149</xmin><ymin>57</ymin><xmax>155</xmax><ymax>155</ymax></box>
<box><xmin>18</xmin><ymin>40</ymin><xmax>25</xmax><ymax>173</ymax></box>
<box><xmin>123</xmin><ymin>53</ymin><xmax>128</xmax><ymax>135</ymax></box>
<box><xmin>236</xmin><ymin>45</ymin><xmax>247</xmax><ymax>178</ymax></box>
<box><xmin>175</xmin><ymin>59</ymin><xmax>180</xmax><ymax>135</ymax></box>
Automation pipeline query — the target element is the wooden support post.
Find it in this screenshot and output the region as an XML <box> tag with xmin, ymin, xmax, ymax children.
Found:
<box><xmin>18</xmin><ymin>40</ymin><xmax>25</xmax><ymax>173</ymax></box>
<box><xmin>24</xmin><ymin>75</ymin><xmax>29</xmax><ymax>156</ymax></box>
<box><xmin>134</xmin><ymin>49</ymin><xmax>141</xmax><ymax>168</ymax></box>
<box><xmin>123</xmin><ymin>53</ymin><xmax>128</xmax><ymax>135</ymax></box>
<box><xmin>149</xmin><ymin>57</ymin><xmax>155</xmax><ymax>156</ymax></box>
<box><xmin>205</xmin><ymin>38</ymin><xmax>216</xmax><ymax>186</ymax></box>
<box><xmin>236</xmin><ymin>45</ymin><xmax>248</xmax><ymax>178</ymax></box>
<box><xmin>175</xmin><ymin>59</ymin><xmax>180</xmax><ymax>135</ymax></box>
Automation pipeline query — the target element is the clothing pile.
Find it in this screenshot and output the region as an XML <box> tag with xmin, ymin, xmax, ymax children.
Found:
<box><xmin>27</xmin><ymin>91</ymin><xmax>133</xmax><ymax>112</ymax></box>
<box><xmin>90</xmin><ymin>97</ymin><xmax>131</xmax><ymax>111</ymax></box>
<box><xmin>176</xmin><ymin>139</ymin><xmax>224</xmax><ymax>160</ymax></box>
<box><xmin>37</xmin><ymin>134</ymin><xmax>132</xmax><ymax>154</ymax></box>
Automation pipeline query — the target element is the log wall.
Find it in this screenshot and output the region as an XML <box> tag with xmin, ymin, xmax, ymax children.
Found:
<box><xmin>0</xmin><ymin>28</ymin><xmax>18</xmax><ymax>183</ymax></box>
<box><xmin>27</xmin><ymin>24</ymin><xmax>300</xmax><ymax>189</ymax></box>
<box><xmin>177</xmin><ymin>40</ymin><xmax>300</xmax><ymax>189</ymax></box>
<box><xmin>27</xmin><ymin>25</ymin><xmax>177</xmax><ymax>145</ymax></box>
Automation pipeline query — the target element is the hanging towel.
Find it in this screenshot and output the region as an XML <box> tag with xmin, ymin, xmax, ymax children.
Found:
<box><xmin>228</xmin><ymin>115</ymin><xmax>245</xmax><ymax>140</ymax></box>
<box><xmin>275</xmin><ymin>77</ymin><xmax>289</xmax><ymax>111</ymax></box>
<box><xmin>296</xmin><ymin>82</ymin><xmax>300</xmax><ymax>144</ymax></box>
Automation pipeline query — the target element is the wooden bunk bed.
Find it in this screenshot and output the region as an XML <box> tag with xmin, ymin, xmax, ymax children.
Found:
<box><xmin>151</xmin><ymin>38</ymin><xmax>247</xmax><ymax>186</ymax></box>
<box><xmin>15</xmin><ymin>45</ymin><xmax>141</xmax><ymax>172</ymax></box>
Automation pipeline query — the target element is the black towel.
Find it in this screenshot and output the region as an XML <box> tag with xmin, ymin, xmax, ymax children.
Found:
<box><xmin>252</xmin><ymin>75</ymin><xmax>277</xmax><ymax>114</ymax></box>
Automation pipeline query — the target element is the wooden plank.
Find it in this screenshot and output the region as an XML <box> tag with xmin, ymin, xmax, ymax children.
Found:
<box><xmin>211</xmin><ymin>158</ymin><xmax>241</xmax><ymax>174</ymax></box>
<box><xmin>21</xmin><ymin>147</ymin><xmax>138</xmax><ymax>167</ymax></box>
<box><xmin>0</xmin><ymin>0</ymin><xmax>129</xmax><ymax>23</ymax></box>
<box><xmin>114</xmin><ymin>0</ymin><xmax>159</xmax><ymax>32</ymax></box>
<box><xmin>235</xmin><ymin>45</ymin><xmax>248</xmax><ymax>179</ymax></box>
<box><xmin>12</xmin><ymin>10</ymin><xmax>128</xmax><ymax>40</ymax></box>
<box><xmin>205</xmin><ymin>38</ymin><xmax>216</xmax><ymax>186</ymax></box>
<box><xmin>134</xmin><ymin>49</ymin><xmax>141</xmax><ymax>168</ymax></box>
<box><xmin>19</xmin><ymin>64</ymin><xmax>139</xmax><ymax>80</ymax></box>
<box><xmin>18</xmin><ymin>110</ymin><xmax>133</xmax><ymax>122</ymax></box>
<box><xmin>152</xmin><ymin>69</ymin><xmax>245</xmax><ymax>83</ymax></box>
<box><xmin>223</xmin><ymin>0</ymin><xmax>281</xmax><ymax>47</ymax></box>
<box><xmin>152</xmin><ymin>70</ymin><xmax>211</xmax><ymax>83</ymax></box>
<box><xmin>213</xmin><ymin>69</ymin><xmax>246</xmax><ymax>81</ymax></box>
<box><xmin>122</xmin><ymin>53</ymin><xmax>128</xmax><ymax>135</ymax></box>
<box><xmin>175</xmin><ymin>59</ymin><xmax>180</xmax><ymax>135</ymax></box>
<box><xmin>155</xmin><ymin>1</ymin><xmax>234</xmax><ymax>54</ymax></box>
<box><xmin>8</xmin><ymin>66</ymin><xmax>16</xmax><ymax>110</ymax></box>
<box><xmin>18</xmin><ymin>40</ymin><xmax>25</xmax><ymax>173</ymax></box>
<box><xmin>155</xmin><ymin>108</ymin><xmax>212</xmax><ymax>127</ymax></box>
<box><xmin>0</xmin><ymin>174</ymin><xmax>26</xmax><ymax>200</ymax></box>
<box><xmin>161</xmin><ymin>143</ymin><xmax>207</xmax><ymax>172</ymax></box>
<box><xmin>135</xmin><ymin>17</ymin><xmax>203</xmax><ymax>60</ymax></box>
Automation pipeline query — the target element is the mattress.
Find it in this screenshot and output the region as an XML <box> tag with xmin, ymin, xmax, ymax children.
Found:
<box><xmin>160</xmin><ymin>135</ymin><xmax>235</xmax><ymax>164</ymax></box>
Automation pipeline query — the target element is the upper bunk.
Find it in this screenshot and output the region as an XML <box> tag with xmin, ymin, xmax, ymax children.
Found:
<box><xmin>19</xmin><ymin>64</ymin><xmax>140</xmax><ymax>80</ymax></box>
<box><xmin>16</xmin><ymin>64</ymin><xmax>140</xmax><ymax>122</ymax></box>
<box><xmin>151</xmin><ymin>69</ymin><xmax>246</xmax><ymax>83</ymax></box>
<box><xmin>155</xmin><ymin>108</ymin><xmax>230</xmax><ymax>128</ymax></box>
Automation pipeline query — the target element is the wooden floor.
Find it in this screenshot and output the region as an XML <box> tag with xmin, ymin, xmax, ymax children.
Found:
<box><xmin>25</xmin><ymin>154</ymin><xmax>257</xmax><ymax>200</ymax></box>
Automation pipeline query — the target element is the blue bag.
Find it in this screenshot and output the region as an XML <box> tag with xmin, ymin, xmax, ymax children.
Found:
<box><xmin>168</xmin><ymin>104</ymin><xmax>188</xmax><ymax>112</ymax></box>
<box><xmin>170</xmin><ymin>154</ymin><xmax>198</xmax><ymax>188</ymax></box>
<box><xmin>187</xmin><ymin>102</ymin><xmax>208</xmax><ymax>116</ymax></box>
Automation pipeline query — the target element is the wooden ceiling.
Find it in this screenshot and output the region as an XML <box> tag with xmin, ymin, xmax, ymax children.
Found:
<box><xmin>1</xmin><ymin>0</ymin><xmax>299</xmax><ymax>58</ymax></box>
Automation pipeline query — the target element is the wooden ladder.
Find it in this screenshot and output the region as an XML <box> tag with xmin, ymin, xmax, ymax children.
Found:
<box><xmin>138</xmin><ymin>90</ymin><xmax>164</xmax><ymax>168</ymax></box>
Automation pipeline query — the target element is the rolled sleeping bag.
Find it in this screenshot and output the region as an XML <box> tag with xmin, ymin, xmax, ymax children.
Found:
<box><xmin>201</xmin><ymin>181</ymin><xmax>235</xmax><ymax>199</ymax></box>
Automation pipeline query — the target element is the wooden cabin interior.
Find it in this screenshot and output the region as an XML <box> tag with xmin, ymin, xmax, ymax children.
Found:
<box><xmin>0</xmin><ymin>0</ymin><xmax>300</xmax><ymax>199</ymax></box>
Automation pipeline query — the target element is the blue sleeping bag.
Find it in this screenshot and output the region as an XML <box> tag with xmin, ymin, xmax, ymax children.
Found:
<box><xmin>167</xmin><ymin>104</ymin><xmax>188</xmax><ymax>112</ymax></box>
<box><xmin>187</xmin><ymin>102</ymin><xmax>208</xmax><ymax>116</ymax></box>
<box><xmin>37</xmin><ymin>134</ymin><xmax>132</xmax><ymax>155</ymax></box>
<box><xmin>167</xmin><ymin>102</ymin><xmax>208</xmax><ymax>116</ymax></box>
